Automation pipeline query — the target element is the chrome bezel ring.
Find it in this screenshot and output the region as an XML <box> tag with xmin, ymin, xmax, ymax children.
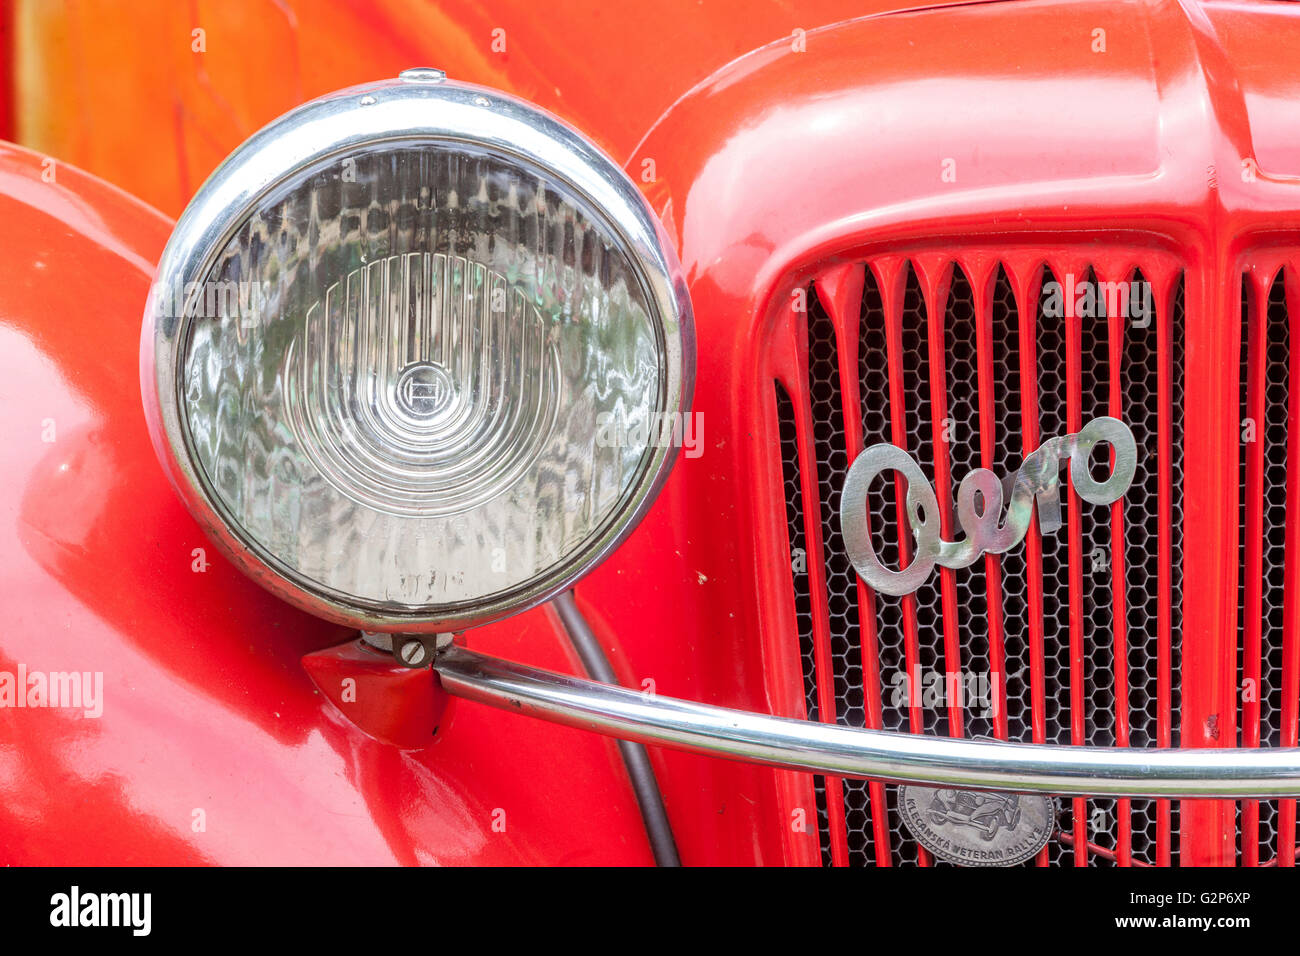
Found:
<box><xmin>142</xmin><ymin>74</ymin><xmax>694</xmax><ymax>632</ymax></box>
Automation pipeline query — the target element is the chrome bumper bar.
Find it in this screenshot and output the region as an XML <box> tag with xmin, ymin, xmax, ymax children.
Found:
<box><xmin>435</xmin><ymin>645</ymin><xmax>1300</xmax><ymax>799</ymax></box>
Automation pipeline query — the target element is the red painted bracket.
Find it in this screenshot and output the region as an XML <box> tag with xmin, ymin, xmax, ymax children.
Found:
<box><xmin>302</xmin><ymin>638</ymin><xmax>450</xmax><ymax>750</ymax></box>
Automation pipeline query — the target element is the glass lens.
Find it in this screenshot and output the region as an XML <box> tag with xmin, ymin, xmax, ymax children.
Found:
<box><xmin>181</xmin><ymin>143</ymin><xmax>663</xmax><ymax>612</ymax></box>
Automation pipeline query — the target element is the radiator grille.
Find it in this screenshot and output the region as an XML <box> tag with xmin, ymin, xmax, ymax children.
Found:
<box><xmin>1237</xmin><ymin>265</ymin><xmax>1298</xmax><ymax>866</ymax></box>
<box><xmin>774</xmin><ymin>255</ymin><xmax>1188</xmax><ymax>866</ymax></box>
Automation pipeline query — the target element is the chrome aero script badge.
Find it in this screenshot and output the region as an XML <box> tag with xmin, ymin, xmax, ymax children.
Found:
<box><xmin>840</xmin><ymin>417</ymin><xmax>1136</xmax><ymax>596</ymax></box>
<box><xmin>899</xmin><ymin>786</ymin><xmax>1057</xmax><ymax>866</ymax></box>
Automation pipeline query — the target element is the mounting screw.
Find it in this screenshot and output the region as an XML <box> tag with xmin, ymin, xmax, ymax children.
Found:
<box><xmin>397</xmin><ymin>637</ymin><xmax>429</xmax><ymax>668</ymax></box>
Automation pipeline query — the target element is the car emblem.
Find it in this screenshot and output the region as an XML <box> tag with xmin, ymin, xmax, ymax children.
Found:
<box><xmin>840</xmin><ymin>416</ymin><xmax>1136</xmax><ymax>596</ymax></box>
<box><xmin>899</xmin><ymin>785</ymin><xmax>1057</xmax><ymax>866</ymax></box>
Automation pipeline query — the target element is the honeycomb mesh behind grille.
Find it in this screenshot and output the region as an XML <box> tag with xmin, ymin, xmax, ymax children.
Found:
<box><xmin>776</xmin><ymin>384</ymin><xmax>830</xmax><ymax>866</ymax></box>
<box><xmin>1237</xmin><ymin>269</ymin><xmax>1291</xmax><ymax>862</ymax></box>
<box><xmin>777</xmin><ymin>258</ymin><xmax>1185</xmax><ymax>866</ymax></box>
<box><xmin>1258</xmin><ymin>273</ymin><xmax>1289</xmax><ymax>855</ymax></box>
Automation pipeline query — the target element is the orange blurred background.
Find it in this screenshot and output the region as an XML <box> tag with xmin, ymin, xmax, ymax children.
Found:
<box><xmin>8</xmin><ymin>0</ymin><xmax>883</xmax><ymax>219</ymax></box>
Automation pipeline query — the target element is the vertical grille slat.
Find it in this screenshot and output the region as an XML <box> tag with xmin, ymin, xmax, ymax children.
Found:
<box><xmin>1015</xmin><ymin>264</ymin><xmax>1052</xmax><ymax>867</ymax></box>
<box><xmin>880</xmin><ymin>262</ymin><xmax>937</xmax><ymax>866</ymax></box>
<box><xmin>1035</xmin><ymin>265</ymin><xmax>1079</xmax><ymax>867</ymax></box>
<box><xmin>972</xmin><ymin>266</ymin><xmax>1011</xmax><ymax>743</ymax></box>
<box><xmin>1280</xmin><ymin>263</ymin><xmax>1300</xmax><ymax>868</ymax></box>
<box><xmin>1169</xmin><ymin>277</ymin><xmax>1187</xmax><ymax>865</ymax></box>
<box><xmin>1062</xmin><ymin>261</ymin><xmax>1089</xmax><ymax>866</ymax></box>
<box><xmin>1104</xmin><ymin>265</ymin><xmax>1133</xmax><ymax>866</ymax></box>
<box><xmin>806</xmin><ymin>293</ymin><xmax>865</xmax><ymax>740</ymax></box>
<box><xmin>1076</xmin><ymin>266</ymin><xmax>1117</xmax><ymax>864</ymax></box>
<box><xmin>991</xmin><ymin>269</ymin><xmax>1030</xmax><ymax>748</ymax></box>
<box><xmin>813</xmin><ymin>265</ymin><xmax>893</xmax><ymax>866</ymax></box>
<box><xmin>1259</xmin><ymin>271</ymin><xmax>1289</xmax><ymax>863</ymax></box>
<box><xmin>1240</xmin><ymin>269</ymin><xmax>1269</xmax><ymax>865</ymax></box>
<box><xmin>858</xmin><ymin>271</ymin><xmax>896</xmax><ymax>864</ymax></box>
<box><xmin>942</xmin><ymin>267</ymin><xmax>986</xmax><ymax>741</ymax></box>
<box><xmin>771</xmin><ymin>250</ymin><xmax>1197</xmax><ymax>866</ymax></box>
<box><xmin>1237</xmin><ymin>266</ymin><xmax>1293</xmax><ymax>866</ymax></box>
<box><xmin>923</xmin><ymin>263</ymin><xmax>967</xmax><ymax>744</ymax></box>
<box><xmin>1116</xmin><ymin>267</ymin><xmax>1178</xmax><ymax>867</ymax></box>
<box><xmin>775</xmin><ymin>383</ymin><xmax>832</xmax><ymax>865</ymax></box>
<box><xmin>1035</xmin><ymin>267</ymin><xmax>1074</xmax><ymax>758</ymax></box>
<box><xmin>778</xmin><ymin>295</ymin><xmax>853</xmax><ymax>866</ymax></box>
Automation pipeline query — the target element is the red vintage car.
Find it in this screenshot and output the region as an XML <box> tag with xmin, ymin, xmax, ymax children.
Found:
<box><xmin>1</xmin><ymin>0</ymin><xmax>1298</xmax><ymax>872</ymax></box>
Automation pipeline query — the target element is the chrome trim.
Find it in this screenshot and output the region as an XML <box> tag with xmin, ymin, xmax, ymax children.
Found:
<box><xmin>142</xmin><ymin>74</ymin><xmax>694</xmax><ymax>633</ymax></box>
<box><xmin>843</xmin><ymin>417</ymin><xmax>1137</xmax><ymax>596</ymax></box>
<box><xmin>434</xmin><ymin>645</ymin><xmax>1300</xmax><ymax>799</ymax></box>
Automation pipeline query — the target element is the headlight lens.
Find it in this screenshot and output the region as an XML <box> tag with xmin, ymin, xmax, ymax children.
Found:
<box><xmin>144</xmin><ymin>76</ymin><xmax>693</xmax><ymax>631</ymax></box>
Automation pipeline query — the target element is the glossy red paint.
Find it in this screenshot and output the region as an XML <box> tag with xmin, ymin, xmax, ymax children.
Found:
<box><xmin>302</xmin><ymin>640</ymin><xmax>451</xmax><ymax>751</ymax></box>
<box><xmin>0</xmin><ymin>139</ymin><xmax>668</xmax><ymax>865</ymax></box>
<box><xmin>3</xmin><ymin>0</ymin><xmax>942</xmax><ymax>868</ymax></box>
<box><xmin>3</xmin><ymin>0</ymin><xmax>1300</xmax><ymax>868</ymax></box>
<box><xmin>10</xmin><ymin>0</ymin><xmax>970</xmax><ymax>220</ymax></box>
<box><xmin>3</xmin><ymin>0</ymin><xmax>932</xmax><ymax>870</ymax></box>
<box><xmin>626</xmin><ymin>0</ymin><xmax>1300</xmax><ymax>865</ymax></box>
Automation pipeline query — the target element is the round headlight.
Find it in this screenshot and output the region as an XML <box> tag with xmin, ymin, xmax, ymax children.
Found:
<box><xmin>143</xmin><ymin>74</ymin><xmax>693</xmax><ymax>632</ymax></box>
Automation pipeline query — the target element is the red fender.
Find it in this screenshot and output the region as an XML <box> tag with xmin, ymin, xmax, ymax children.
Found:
<box><xmin>0</xmin><ymin>142</ymin><xmax>657</xmax><ymax>865</ymax></box>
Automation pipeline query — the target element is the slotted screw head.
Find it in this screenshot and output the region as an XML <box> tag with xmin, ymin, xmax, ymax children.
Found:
<box><xmin>399</xmin><ymin>640</ymin><xmax>427</xmax><ymax>666</ymax></box>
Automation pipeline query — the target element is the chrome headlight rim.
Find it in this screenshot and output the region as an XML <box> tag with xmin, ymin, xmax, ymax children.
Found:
<box><xmin>143</xmin><ymin>74</ymin><xmax>694</xmax><ymax>632</ymax></box>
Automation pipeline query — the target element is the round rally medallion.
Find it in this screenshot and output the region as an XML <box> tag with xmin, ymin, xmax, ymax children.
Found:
<box><xmin>898</xmin><ymin>786</ymin><xmax>1056</xmax><ymax>867</ymax></box>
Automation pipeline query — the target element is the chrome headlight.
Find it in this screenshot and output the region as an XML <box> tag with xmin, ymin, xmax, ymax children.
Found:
<box><xmin>143</xmin><ymin>73</ymin><xmax>693</xmax><ymax>632</ymax></box>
